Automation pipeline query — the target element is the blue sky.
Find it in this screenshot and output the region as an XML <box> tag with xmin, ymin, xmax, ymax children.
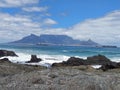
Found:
<box><xmin>41</xmin><ymin>0</ymin><xmax>120</xmax><ymax>28</ymax></box>
<box><xmin>0</xmin><ymin>0</ymin><xmax>120</xmax><ymax>46</ymax></box>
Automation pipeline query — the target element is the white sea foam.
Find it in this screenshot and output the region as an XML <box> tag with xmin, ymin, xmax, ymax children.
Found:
<box><xmin>74</xmin><ymin>56</ymin><xmax>87</xmax><ymax>59</ymax></box>
<box><xmin>92</xmin><ymin>65</ymin><xmax>102</xmax><ymax>69</ymax></box>
<box><xmin>0</xmin><ymin>52</ymin><xmax>70</xmax><ymax>67</ymax></box>
<box><xmin>110</xmin><ymin>57</ymin><xmax>120</xmax><ymax>62</ymax></box>
<box><xmin>0</xmin><ymin>53</ymin><xmax>30</xmax><ymax>63</ymax></box>
<box><xmin>1</xmin><ymin>52</ymin><xmax>120</xmax><ymax>68</ymax></box>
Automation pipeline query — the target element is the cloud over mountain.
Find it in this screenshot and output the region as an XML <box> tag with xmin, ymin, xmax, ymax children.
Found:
<box><xmin>66</xmin><ymin>10</ymin><xmax>120</xmax><ymax>45</ymax></box>
<box><xmin>0</xmin><ymin>0</ymin><xmax>120</xmax><ymax>46</ymax></box>
<box><xmin>0</xmin><ymin>10</ymin><xmax>120</xmax><ymax>46</ymax></box>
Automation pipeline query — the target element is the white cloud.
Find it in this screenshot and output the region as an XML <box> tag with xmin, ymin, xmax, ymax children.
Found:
<box><xmin>66</xmin><ymin>10</ymin><xmax>120</xmax><ymax>45</ymax></box>
<box><xmin>0</xmin><ymin>9</ymin><xmax>120</xmax><ymax>46</ymax></box>
<box><xmin>22</xmin><ymin>6</ymin><xmax>48</xmax><ymax>12</ymax></box>
<box><xmin>0</xmin><ymin>12</ymin><xmax>58</xmax><ymax>42</ymax></box>
<box><xmin>43</xmin><ymin>18</ymin><xmax>57</xmax><ymax>25</ymax></box>
<box><xmin>0</xmin><ymin>0</ymin><xmax>39</xmax><ymax>7</ymax></box>
<box><xmin>0</xmin><ymin>13</ymin><xmax>40</xmax><ymax>42</ymax></box>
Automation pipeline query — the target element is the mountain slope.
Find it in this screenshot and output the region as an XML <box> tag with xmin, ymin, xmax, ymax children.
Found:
<box><xmin>12</xmin><ymin>34</ymin><xmax>40</xmax><ymax>44</ymax></box>
<box><xmin>39</xmin><ymin>35</ymin><xmax>80</xmax><ymax>45</ymax></box>
<box><xmin>11</xmin><ymin>34</ymin><xmax>99</xmax><ymax>46</ymax></box>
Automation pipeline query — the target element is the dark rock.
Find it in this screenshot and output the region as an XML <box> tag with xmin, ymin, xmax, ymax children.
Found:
<box><xmin>52</xmin><ymin>62</ymin><xmax>65</xmax><ymax>67</ymax></box>
<box><xmin>52</xmin><ymin>55</ymin><xmax>113</xmax><ymax>67</ymax></box>
<box><xmin>64</xmin><ymin>57</ymin><xmax>85</xmax><ymax>66</ymax></box>
<box><xmin>52</xmin><ymin>57</ymin><xmax>85</xmax><ymax>67</ymax></box>
<box><xmin>0</xmin><ymin>58</ymin><xmax>11</xmax><ymax>63</ymax></box>
<box><xmin>117</xmin><ymin>62</ymin><xmax>120</xmax><ymax>66</ymax></box>
<box><xmin>86</xmin><ymin>54</ymin><xmax>111</xmax><ymax>65</ymax></box>
<box><xmin>0</xmin><ymin>50</ymin><xmax>18</xmax><ymax>57</ymax></box>
<box><xmin>26</xmin><ymin>55</ymin><xmax>42</xmax><ymax>63</ymax></box>
<box><xmin>100</xmin><ymin>62</ymin><xmax>120</xmax><ymax>71</ymax></box>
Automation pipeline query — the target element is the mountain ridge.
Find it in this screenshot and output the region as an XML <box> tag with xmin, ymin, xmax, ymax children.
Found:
<box><xmin>11</xmin><ymin>34</ymin><xmax>99</xmax><ymax>46</ymax></box>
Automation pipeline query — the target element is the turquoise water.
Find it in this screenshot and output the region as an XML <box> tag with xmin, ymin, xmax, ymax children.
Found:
<box><xmin>0</xmin><ymin>44</ymin><xmax>120</xmax><ymax>57</ymax></box>
<box><xmin>0</xmin><ymin>44</ymin><xmax>120</xmax><ymax>65</ymax></box>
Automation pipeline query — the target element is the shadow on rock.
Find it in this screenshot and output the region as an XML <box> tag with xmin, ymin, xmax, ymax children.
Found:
<box><xmin>26</xmin><ymin>55</ymin><xmax>42</xmax><ymax>63</ymax></box>
<box><xmin>0</xmin><ymin>50</ymin><xmax>18</xmax><ymax>57</ymax></box>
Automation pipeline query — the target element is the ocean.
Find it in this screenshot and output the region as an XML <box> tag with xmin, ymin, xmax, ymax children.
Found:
<box><xmin>0</xmin><ymin>44</ymin><xmax>120</xmax><ymax>67</ymax></box>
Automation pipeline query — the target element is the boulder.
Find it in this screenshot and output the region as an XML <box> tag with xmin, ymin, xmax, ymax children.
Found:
<box><xmin>0</xmin><ymin>50</ymin><xmax>18</xmax><ymax>57</ymax></box>
<box><xmin>64</xmin><ymin>57</ymin><xmax>85</xmax><ymax>66</ymax></box>
<box><xmin>52</xmin><ymin>55</ymin><xmax>113</xmax><ymax>67</ymax></box>
<box><xmin>86</xmin><ymin>54</ymin><xmax>111</xmax><ymax>65</ymax></box>
<box><xmin>0</xmin><ymin>58</ymin><xmax>11</xmax><ymax>63</ymax></box>
<box><xmin>26</xmin><ymin>55</ymin><xmax>42</xmax><ymax>63</ymax></box>
<box><xmin>100</xmin><ymin>62</ymin><xmax>120</xmax><ymax>71</ymax></box>
<box><xmin>52</xmin><ymin>57</ymin><xmax>85</xmax><ymax>67</ymax></box>
<box><xmin>117</xmin><ymin>62</ymin><xmax>120</xmax><ymax>66</ymax></box>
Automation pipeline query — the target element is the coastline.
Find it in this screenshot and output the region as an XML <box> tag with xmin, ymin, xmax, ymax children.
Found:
<box><xmin>0</xmin><ymin>60</ymin><xmax>120</xmax><ymax>90</ymax></box>
<box><xmin>0</xmin><ymin>51</ymin><xmax>120</xmax><ymax>68</ymax></box>
<box><xmin>0</xmin><ymin>49</ymin><xmax>120</xmax><ymax>89</ymax></box>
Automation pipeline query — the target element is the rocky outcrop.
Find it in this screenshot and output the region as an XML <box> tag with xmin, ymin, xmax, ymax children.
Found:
<box><xmin>65</xmin><ymin>57</ymin><xmax>85</xmax><ymax>65</ymax></box>
<box><xmin>100</xmin><ymin>62</ymin><xmax>120</xmax><ymax>71</ymax></box>
<box><xmin>52</xmin><ymin>55</ymin><xmax>112</xmax><ymax>67</ymax></box>
<box><xmin>26</xmin><ymin>55</ymin><xmax>42</xmax><ymax>63</ymax></box>
<box><xmin>86</xmin><ymin>54</ymin><xmax>111</xmax><ymax>65</ymax></box>
<box><xmin>0</xmin><ymin>50</ymin><xmax>18</xmax><ymax>57</ymax></box>
<box><xmin>0</xmin><ymin>58</ymin><xmax>11</xmax><ymax>63</ymax></box>
<box><xmin>0</xmin><ymin>64</ymin><xmax>120</xmax><ymax>90</ymax></box>
<box><xmin>117</xmin><ymin>62</ymin><xmax>120</xmax><ymax>66</ymax></box>
<box><xmin>52</xmin><ymin>57</ymin><xmax>85</xmax><ymax>67</ymax></box>
<box><xmin>0</xmin><ymin>54</ymin><xmax>120</xmax><ymax>89</ymax></box>
<box><xmin>52</xmin><ymin>54</ymin><xmax>120</xmax><ymax>71</ymax></box>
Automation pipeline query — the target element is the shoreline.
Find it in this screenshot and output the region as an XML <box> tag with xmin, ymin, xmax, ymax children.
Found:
<box><xmin>0</xmin><ymin>49</ymin><xmax>120</xmax><ymax>89</ymax></box>
<box><xmin>0</xmin><ymin>49</ymin><xmax>120</xmax><ymax>69</ymax></box>
<box><xmin>0</xmin><ymin>52</ymin><xmax>120</xmax><ymax>66</ymax></box>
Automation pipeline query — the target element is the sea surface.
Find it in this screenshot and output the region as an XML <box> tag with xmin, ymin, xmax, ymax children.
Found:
<box><xmin>0</xmin><ymin>44</ymin><xmax>120</xmax><ymax>67</ymax></box>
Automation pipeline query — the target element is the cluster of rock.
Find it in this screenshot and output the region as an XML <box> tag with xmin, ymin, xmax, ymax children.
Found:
<box><xmin>0</xmin><ymin>58</ymin><xmax>11</xmax><ymax>63</ymax></box>
<box><xmin>0</xmin><ymin>50</ymin><xmax>42</xmax><ymax>63</ymax></box>
<box><xmin>0</xmin><ymin>50</ymin><xmax>18</xmax><ymax>57</ymax></box>
<box><xmin>52</xmin><ymin>54</ymin><xmax>120</xmax><ymax>71</ymax></box>
<box><xmin>0</xmin><ymin>50</ymin><xmax>120</xmax><ymax>90</ymax></box>
<box><xmin>0</xmin><ymin>50</ymin><xmax>120</xmax><ymax>71</ymax></box>
<box><xmin>0</xmin><ymin>50</ymin><xmax>18</xmax><ymax>63</ymax></box>
<box><xmin>0</xmin><ymin>63</ymin><xmax>119</xmax><ymax>90</ymax></box>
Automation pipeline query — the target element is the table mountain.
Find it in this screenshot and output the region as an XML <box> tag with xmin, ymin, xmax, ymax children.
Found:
<box><xmin>11</xmin><ymin>34</ymin><xmax>99</xmax><ymax>46</ymax></box>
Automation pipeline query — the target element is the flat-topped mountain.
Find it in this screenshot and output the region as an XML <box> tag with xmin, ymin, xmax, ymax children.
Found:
<box><xmin>11</xmin><ymin>34</ymin><xmax>99</xmax><ymax>46</ymax></box>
